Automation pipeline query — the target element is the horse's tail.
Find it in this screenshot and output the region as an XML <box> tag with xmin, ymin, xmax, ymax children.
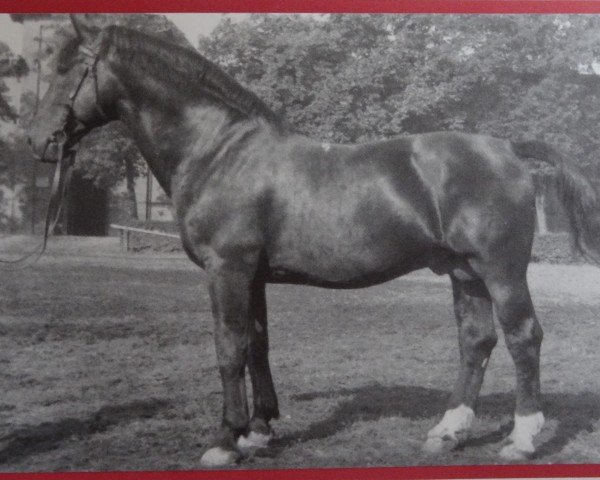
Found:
<box><xmin>511</xmin><ymin>139</ymin><xmax>600</xmax><ymax>265</ymax></box>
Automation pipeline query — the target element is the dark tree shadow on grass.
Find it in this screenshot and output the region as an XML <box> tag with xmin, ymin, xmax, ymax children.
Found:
<box><xmin>0</xmin><ymin>398</ymin><xmax>169</xmax><ymax>465</ymax></box>
<box><xmin>274</xmin><ymin>384</ymin><xmax>600</xmax><ymax>459</ymax></box>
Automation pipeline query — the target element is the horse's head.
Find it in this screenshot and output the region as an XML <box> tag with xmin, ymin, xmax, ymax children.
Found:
<box><xmin>28</xmin><ymin>15</ymin><xmax>113</xmax><ymax>163</ymax></box>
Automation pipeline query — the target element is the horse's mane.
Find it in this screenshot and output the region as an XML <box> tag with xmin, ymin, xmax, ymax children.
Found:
<box><xmin>99</xmin><ymin>25</ymin><xmax>281</xmax><ymax>125</ymax></box>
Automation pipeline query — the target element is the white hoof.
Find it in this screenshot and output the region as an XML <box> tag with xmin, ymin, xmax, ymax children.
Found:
<box><xmin>237</xmin><ymin>431</ymin><xmax>272</xmax><ymax>449</ymax></box>
<box><xmin>499</xmin><ymin>411</ymin><xmax>544</xmax><ymax>461</ymax></box>
<box><xmin>423</xmin><ymin>404</ymin><xmax>474</xmax><ymax>454</ymax></box>
<box><xmin>200</xmin><ymin>447</ymin><xmax>238</xmax><ymax>467</ymax></box>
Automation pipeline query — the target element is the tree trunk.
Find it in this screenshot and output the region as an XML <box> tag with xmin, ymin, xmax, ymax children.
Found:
<box><xmin>536</xmin><ymin>191</ymin><xmax>547</xmax><ymax>234</ymax></box>
<box><xmin>124</xmin><ymin>155</ymin><xmax>138</xmax><ymax>220</ymax></box>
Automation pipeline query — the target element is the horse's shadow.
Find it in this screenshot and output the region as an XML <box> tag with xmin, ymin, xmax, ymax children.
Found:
<box><xmin>2</xmin><ymin>386</ymin><xmax>596</xmax><ymax>465</ymax></box>
<box><xmin>274</xmin><ymin>384</ymin><xmax>600</xmax><ymax>458</ymax></box>
<box><xmin>0</xmin><ymin>398</ymin><xmax>169</xmax><ymax>465</ymax></box>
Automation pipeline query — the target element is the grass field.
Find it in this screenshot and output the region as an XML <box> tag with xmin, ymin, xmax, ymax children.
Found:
<box><xmin>1</xmin><ymin>237</ymin><xmax>600</xmax><ymax>471</ymax></box>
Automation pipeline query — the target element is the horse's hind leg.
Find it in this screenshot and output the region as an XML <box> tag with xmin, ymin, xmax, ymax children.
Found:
<box><xmin>486</xmin><ymin>276</ymin><xmax>544</xmax><ymax>460</ymax></box>
<box><xmin>237</xmin><ymin>276</ymin><xmax>279</xmax><ymax>450</ymax></box>
<box><xmin>200</xmin><ymin>264</ymin><xmax>254</xmax><ymax>467</ymax></box>
<box><xmin>424</xmin><ymin>277</ymin><xmax>497</xmax><ymax>453</ymax></box>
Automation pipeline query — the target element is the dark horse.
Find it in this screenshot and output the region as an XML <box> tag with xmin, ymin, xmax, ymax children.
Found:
<box><xmin>28</xmin><ymin>15</ymin><xmax>600</xmax><ymax>466</ymax></box>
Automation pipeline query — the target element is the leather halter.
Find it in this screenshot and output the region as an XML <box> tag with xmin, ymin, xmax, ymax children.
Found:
<box><xmin>62</xmin><ymin>47</ymin><xmax>108</xmax><ymax>138</ymax></box>
<box><xmin>0</xmin><ymin>49</ymin><xmax>106</xmax><ymax>267</ymax></box>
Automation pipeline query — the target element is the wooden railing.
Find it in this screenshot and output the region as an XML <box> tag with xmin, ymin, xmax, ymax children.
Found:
<box><xmin>110</xmin><ymin>224</ymin><xmax>179</xmax><ymax>252</ymax></box>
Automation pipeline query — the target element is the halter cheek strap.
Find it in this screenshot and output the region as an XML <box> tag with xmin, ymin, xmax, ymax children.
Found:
<box><xmin>89</xmin><ymin>53</ymin><xmax>109</xmax><ymax>122</ymax></box>
<box><xmin>67</xmin><ymin>52</ymin><xmax>109</xmax><ymax>127</ymax></box>
<box><xmin>69</xmin><ymin>65</ymin><xmax>90</xmax><ymax>103</ymax></box>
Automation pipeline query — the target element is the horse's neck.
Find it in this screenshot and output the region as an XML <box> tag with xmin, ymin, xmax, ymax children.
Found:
<box><xmin>103</xmin><ymin>48</ymin><xmax>280</xmax><ymax>195</ymax></box>
<box><xmin>115</xmin><ymin>97</ymin><xmax>240</xmax><ymax>197</ymax></box>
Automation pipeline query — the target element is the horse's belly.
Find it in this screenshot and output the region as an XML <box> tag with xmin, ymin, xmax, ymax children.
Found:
<box><xmin>265</xmin><ymin>258</ymin><xmax>429</xmax><ymax>288</ymax></box>
<box><xmin>267</xmin><ymin>217</ymin><xmax>433</xmax><ymax>287</ymax></box>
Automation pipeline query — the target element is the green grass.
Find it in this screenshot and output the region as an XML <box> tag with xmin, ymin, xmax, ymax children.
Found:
<box><xmin>1</xmin><ymin>253</ymin><xmax>600</xmax><ymax>471</ymax></box>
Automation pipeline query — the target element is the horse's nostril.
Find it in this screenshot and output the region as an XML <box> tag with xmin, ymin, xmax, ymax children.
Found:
<box><xmin>27</xmin><ymin>137</ymin><xmax>32</xmax><ymax>146</ymax></box>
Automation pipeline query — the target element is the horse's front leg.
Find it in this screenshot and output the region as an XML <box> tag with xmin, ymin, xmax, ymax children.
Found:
<box><xmin>200</xmin><ymin>263</ymin><xmax>254</xmax><ymax>467</ymax></box>
<box><xmin>237</xmin><ymin>276</ymin><xmax>279</xmax><ymax>450</ymax></box>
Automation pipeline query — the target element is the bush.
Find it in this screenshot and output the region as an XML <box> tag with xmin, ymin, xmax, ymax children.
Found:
<box><xmin>531</xmin><ymin>233</ymin><xmax>584</xmax><ymax>265</ymax></box>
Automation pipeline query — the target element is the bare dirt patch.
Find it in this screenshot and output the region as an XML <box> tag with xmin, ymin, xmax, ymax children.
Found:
<box><xmin>1</xmin><ymin>241</ymin><xmax>600</xmax><ymax>471</ymax></box>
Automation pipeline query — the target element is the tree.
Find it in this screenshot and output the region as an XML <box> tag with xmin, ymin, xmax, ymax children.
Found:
<box><xmin>0</xmin><ymin>40</ymin><xmax>28</xmax><ymax>122</ymax></box>
<box><xmin>0</xmin><ymin>39</ymin><xmax>29</xmax><ymax>231</ymax></box>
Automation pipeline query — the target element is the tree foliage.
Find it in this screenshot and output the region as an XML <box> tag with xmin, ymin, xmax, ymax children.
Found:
<box><xmin>0</xmin><ymin>39</ymin><xmax>30</xmax><ymax>230</ymax></box>
<box><xmin>0</xmin><ymin>40</ymin><xmax>28</xmax><ymax>122</ymax></box>
<box><xmin>199</xmin><ymin>14</ymin><xmax>600</xmax><ymax>176</ymax></box>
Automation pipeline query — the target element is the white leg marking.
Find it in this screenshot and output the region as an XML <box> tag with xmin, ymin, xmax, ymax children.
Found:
<box><xmin>500</xmin><ymin>411</ymin><xmax>544</xmax><ymax>460</ymax></box>
<box><xmin>423</xmin><ymin>404</ymin><xmax>474</xmax><ymax>454</ymax></box>
<box><xmin>237</xmin><ymin>430</ymin><xmax>272</xmax><ymax>449</ymax></box>
<box><xmin>200</xmin><ymin>447</ymin><xmax>238</xmax><ymax>467</ymax></box>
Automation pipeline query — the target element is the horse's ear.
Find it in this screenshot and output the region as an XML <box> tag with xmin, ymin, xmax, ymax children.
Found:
<box><xmin>70</xmin><ymin>14</ymin><xmax>101</xmax><ymax>45</ymax></box>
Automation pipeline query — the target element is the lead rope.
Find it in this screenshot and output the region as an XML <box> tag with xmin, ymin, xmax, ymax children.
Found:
<box><xmin>0</xmin><ymin>139</ymin><xmax>75</xmax><ymax>269</ymax></box>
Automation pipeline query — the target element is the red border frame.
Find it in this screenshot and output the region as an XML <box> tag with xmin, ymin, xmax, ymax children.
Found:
<box><xmin>3</xmin><ymin>0</ymin><xmax>600</xmax><ymax>14</ymax></box>
<box><xmin>1</xmin><ymin>463</ymin><xmax>600</xmax><ymax>479</ymax></box>
<box><xmin>2</xmin><ymin>1</ymin><xmax>600</xmax><ymax>478</ymax></box>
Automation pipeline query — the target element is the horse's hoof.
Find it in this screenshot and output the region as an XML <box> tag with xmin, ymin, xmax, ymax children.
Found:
<box><xmin>499</xmin><ymin>442</ymin><xmax>534</xmax><ymax>461</ymax></box>
<box><xmin>424</xmin><ymin>404</ymin><xmax>473</xmax><ymax>455</ymax></box>
<box><xmin>237</xmin><ymin>430</ymin><xmax>272</xmax><ymax>449</ymax></box>
<box><xmin>422</xmin><ymin>435</ymin><xmax>459</xmax><ymax>454</ymax></box>
<box><xmin>200</xmin><ymin>447</ymin><xmax>240</xmax><ymax>467</ymax></box>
